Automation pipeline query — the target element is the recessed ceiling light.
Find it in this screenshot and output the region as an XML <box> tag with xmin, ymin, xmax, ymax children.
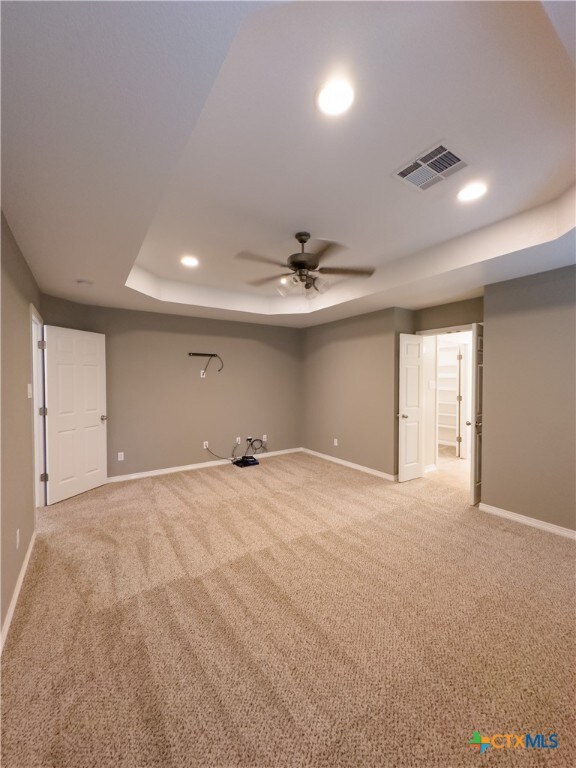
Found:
<box><xmin>457</xmin><ymin>181</ymin><xmax>487</xmax><ymax>202</ymax></box>
<box><xmin>180</xmin><ymin>255</ymin><xmax>199</xmax><ymax>268</ymax></box>
<box><xmin>280</xmin><ymin>277</ymin><xmax>288</xmax><ymax>285</ymax></box>
<box><xmin>317</xmin><ymin>78</ymin><xmax>354</xmax><ymax>116</ymax></box>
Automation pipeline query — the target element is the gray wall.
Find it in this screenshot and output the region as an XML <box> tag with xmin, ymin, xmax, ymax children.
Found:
<box><xmin>483</xmin><ymin>266</ymin><xmax>576</xmax><ymax>530</ymax></box>
<box><xmin>40</xmin><ymin>296</ymin><xmax>303</xmax><ymax>477</ymax></box>
<box><xmin>1</xmin><ymin>215</ymin><xmax>40</xmax><ymax>626</ymax></box>
<box><xmin>414</xmin><ymin>297</ymin><xmax>483</xmax><ymax>331</ymax></box>
<box><xmin>303</xmin><ymin>308</ymin><xmax>414</xmax><ymax>476</ymax></box>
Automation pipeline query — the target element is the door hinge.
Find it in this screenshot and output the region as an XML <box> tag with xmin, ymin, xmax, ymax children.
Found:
<box><xmin>457</xmin><ymin>395</ymin><xmax>462</xmax><ymax>402</ymax></box>
<box><xmin>38</xmin><ymin>340</ymin><xmax>47</xmax><ymax>350</ymax></box>
<box><xmin>40</xmin><ymin>472</ymin><xmax>48</xmax><ymax>482</ymax></box>
<box><xmin>456</xmin><ymin>436</ymin><xmax>462</xmax><ymax>443</ymax></box>
<box><xmin>39</xmin><ymin>406</ymin><xmax>47</xmax><ymax>416</ymax></box>
<box><xmin>457</xmin><ymin>353</ymin><xmax>462</xmax><ymax>360</ymax></box>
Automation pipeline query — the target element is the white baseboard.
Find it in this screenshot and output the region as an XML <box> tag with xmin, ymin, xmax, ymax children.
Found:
<box><xmin>1</xmin><ymin>531</ymin><xmax>37</xmax><ymax>654</ymax></box>
<box><xmin>301</xmin><ymin>448</ymin><xmax>396</xmax><ymax>482</ymax></box>
<box><xmin>107</xmin><ymin>448</ymin><xmax>303</xmax><ymax>483</ymax></box>
<box><xmin>479</xmin><ymin>503</ymin><xmax>576</xmax><ymax>541</ymax></box>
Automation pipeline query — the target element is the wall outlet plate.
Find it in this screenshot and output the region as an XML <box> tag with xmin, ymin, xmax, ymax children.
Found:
<box><xmin>200</xmin><ymin>370</ymin><xmax>206</xmax><ymax>378</ymax></box>
<box><xmin>236</xmin><ymin>437</ymin><xmax>241</xmax><ymax>444</ymax></box>
<box><xmin>333</xmin><ymin>438</ymin><xmax>338</xmax><ymax>447</ymax></box>
<box><xmin>117</xmin><ymin>452</ymin><xmax>124</xmax><ymax>461</ymax></box>
<box><xmin>262</xmin><ymin>434</ymin><xmax>267</xmax><ymax>442</ymax></box>
<box><xmin>203</xmin><ymin>441</ymin><xmax>209</xmax><ymax>449</ymax></box>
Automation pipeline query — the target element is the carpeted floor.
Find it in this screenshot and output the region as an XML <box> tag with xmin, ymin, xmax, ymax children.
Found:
<box><xmin>1</xmin><ymin>452</ymin><xmax>574</xmax><ymax>767</ymax></box>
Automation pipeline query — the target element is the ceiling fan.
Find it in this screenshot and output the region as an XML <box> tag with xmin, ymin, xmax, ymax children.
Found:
<box><xmin>236</xmin><ymin>232</ymin><xmax>375</xmax><ymax>293</ymax></box>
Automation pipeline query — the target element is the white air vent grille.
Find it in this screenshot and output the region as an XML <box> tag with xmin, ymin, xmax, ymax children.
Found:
<box><xmin>397</xmin><ymin>144</ymin><xmax>467</xmax><ymax>190</ymax></box>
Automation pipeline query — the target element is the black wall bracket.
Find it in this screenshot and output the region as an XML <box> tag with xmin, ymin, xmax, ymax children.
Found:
<box><xmin>188</xmin><ymin>352</ymin><xmax>224</xmax><ymax>373</ymax></box>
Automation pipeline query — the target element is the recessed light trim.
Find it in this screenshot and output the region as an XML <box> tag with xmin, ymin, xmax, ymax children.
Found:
<box><xmin>317</xmin><ymin>78</ymin><xmax>354</xmax><ymax>116</ymax></box>
<box><xmin>180</xmin><ymin>255</ymin><xmax>199</xmax><ymax>268</ymax></box>
<box><xmin>457</xmin><ymin>181</ymin><xmax>487</xmax><ymax>202</ymax></box>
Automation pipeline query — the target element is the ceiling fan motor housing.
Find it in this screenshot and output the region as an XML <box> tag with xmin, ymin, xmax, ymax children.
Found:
<box><xmin>287</xmin><ymin>231</ymin><xmax>317</xmax><ymax>272</ymax></box>
<box><xmin>288</xmin><ymin>254</ymin><xmax>319</xmax><ymax>271</ymax></box>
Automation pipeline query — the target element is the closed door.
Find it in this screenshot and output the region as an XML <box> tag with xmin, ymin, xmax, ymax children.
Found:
<box><xmin>44</xmin><ymin>326</ymin><xmax>107</xmax><ymax>504</ymax></box>
<box><xmin>398</xmin><ymin>334</ymin><xmax>424</xmax><ymax>482</ymax></box>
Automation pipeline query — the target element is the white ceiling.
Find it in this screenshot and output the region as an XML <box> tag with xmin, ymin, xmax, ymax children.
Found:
<box><xmin>2</xmin><ymin>1</ymin><xmax>575</xmax><ymax>328</ymax></box>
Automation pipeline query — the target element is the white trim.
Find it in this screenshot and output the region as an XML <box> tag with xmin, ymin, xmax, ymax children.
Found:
<box><xmin>301</xmin><ymin>448</ymin><xmax>396</xmax><ymax>481</ymax></box>
<box><xmin>107</xmin><ymin>448</ymin><xmax>303</xmax><ymax>483</ymax></box>
<box><xmin>30</xmin><ymin>305</ymin><xmax>45</xmax><ymax>510</ymax></box>
<box><xmin>257</xmin><ymin>448</ymin><xmax>303</xmax><ymax>460</ymax></box>
<box><xmin>1</xmin><ymin>531</ymin><xmax>37</xmax><ymax>654</ymax></box>
<box><xmin>417</xmin><ymin>323</ymin><xmax>479</xmax><ymax>337</ymax></box>
<box><xmin>479</xmin><ymin>503</ymin><xmax>576</xmax><ymax>540</ymax></box>
<box><xmin>107</xmin><ymin>448</ymin><xmax>397</xmax><ymax>484</ymax></box>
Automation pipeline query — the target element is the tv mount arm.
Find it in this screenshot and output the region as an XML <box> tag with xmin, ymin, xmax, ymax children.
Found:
<box><xmin>188</xmin><ymin>352</ymin><xmax>224</xmax><ymax>373</ymax></box>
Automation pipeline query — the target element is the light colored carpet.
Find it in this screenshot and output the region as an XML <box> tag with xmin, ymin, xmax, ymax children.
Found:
<box><xmin>1</xmin><ymin>452</ymin><xmax>574</xmax><ymax>767</ymax></box>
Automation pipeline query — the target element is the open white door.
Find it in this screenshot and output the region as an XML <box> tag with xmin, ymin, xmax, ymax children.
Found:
<box><xmin>398</xmin><ymin>334</ymin><xmax>424</xmax><ymax>482</ymax></box>
<box><xmin>468</xmin><ymin>323</ymin><xmax>483</xmax><ymax>504</ymax></box>
<box><xmin>44</xmin><ymin>326</ymin><xmax>107</xmax><ymax>504</ymax></box>
<box><xmin>458</xmin><ymin>343</ymin><xmax>472</xmax><ymax>460</ymax></box>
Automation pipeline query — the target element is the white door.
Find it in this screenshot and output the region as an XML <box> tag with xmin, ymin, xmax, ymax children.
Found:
<box><xmin>468</xmin><ymin>323</ymin><xmax>483</xmax><ymax>504</ymax></box>
<box><xmin>44</xmin><ymin>326</ymin><xmax>107</xmax><ymax>504</ymax></box>
<box><xmin>398</xmin><ymin>334</ymin><xmax>424</xmax><ymax>482</ymax></box>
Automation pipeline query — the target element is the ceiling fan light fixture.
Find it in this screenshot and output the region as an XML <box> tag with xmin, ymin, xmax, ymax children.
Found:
<box><xmin>276</xmin><ymin>274</ymin><xmax>300</xmax><ymax>296</ymax></box>
<box><xmin>317</xmin><ymin>78</ymin><xmax>354</xmax><ymax>116</ymax></box>
<box><xmin>313</xmin><ymin>276</ymin><xmax>329</xmax><ymax>294</ymax></box>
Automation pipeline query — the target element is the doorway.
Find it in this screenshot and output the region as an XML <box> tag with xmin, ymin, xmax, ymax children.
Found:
<box><xmin>432</xmin><ymin>330</ymin><xmax>472</xmax><ymax>487</ymax></box>
<box><xmin>398</xmin><ymin>324</ymin><xmax>483</xmax><ymax>503</ymax></box>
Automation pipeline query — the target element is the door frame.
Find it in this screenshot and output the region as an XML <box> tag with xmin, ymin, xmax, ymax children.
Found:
<box><xmin>30</xmin><ymin>305</ymin><xmax>46</xmax><ymax>509</ymax></box>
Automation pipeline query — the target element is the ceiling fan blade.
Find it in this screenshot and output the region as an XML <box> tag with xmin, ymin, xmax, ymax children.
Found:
<box><xmin>236</xmin><ymin>251</ymin><xmax>287</xmax><ymax>268</ymax></box>
<box><xmin>318</xmin><ymin>266</ymin><xmax>375</xmax><ymax>276</ymax></box>
<box><xmin>313</xmin><ymin>240</ymin><xmax>343</xmax><ymax>263</ymax></box>
<box><xmin>247</xmin><ymin>273</ymin><xmax>293</xmax><ymax>287</ymax></box>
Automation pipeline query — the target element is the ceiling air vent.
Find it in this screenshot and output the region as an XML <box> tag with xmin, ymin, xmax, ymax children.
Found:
<box><xmin>396</xmin><ymin>144</ymin><xmax>467</xmax><ymax>190</ymax></box>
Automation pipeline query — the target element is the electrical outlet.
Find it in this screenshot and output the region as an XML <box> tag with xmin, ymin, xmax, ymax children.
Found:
<box><xmin>117</xmin><ymin>452</ymin><xmax>124</xmax><ymax>461</ymax></box>
<box><xmin>262</xmin><ymin>434</ymin><xmax>267</xmax><ymax>442</ymax></box>
<box><xmin>16</xmin><ymin>529</ymin><xmax>20</xmax><ymax>550</ymax></box>
<box><xmin>235</xmin><ymin>437</ymin><xmax>241</xmax><ymax>444</ymax></box>
<box><xmin>200</xmin><ymin>370</ymin><xmax>206</xmax><ymax>378</ymax></box>
<box><xmin>333</xmin><ymin>438</ymin><xmax>338</xmax><ymax>447</ymax></box>
<box><xmin>203</xmin><ymin>441</ymin><xmax>209</xmax><ymax>450</ymax></box>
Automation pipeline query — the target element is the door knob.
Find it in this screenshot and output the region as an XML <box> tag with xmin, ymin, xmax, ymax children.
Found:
<box><xmin>466</xmin><ymin>421</ymin><xmax>471</xmax><ymax>426</ymax></box>
<box><xmin>100</xmin><ymin>415</ymin><xmax>108</xmax><ymax>422</ymax></box>
<box><xmin>401</xmin><ymin>414</ymin><xmax>408</xmax><ymax>419</ymax></box>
